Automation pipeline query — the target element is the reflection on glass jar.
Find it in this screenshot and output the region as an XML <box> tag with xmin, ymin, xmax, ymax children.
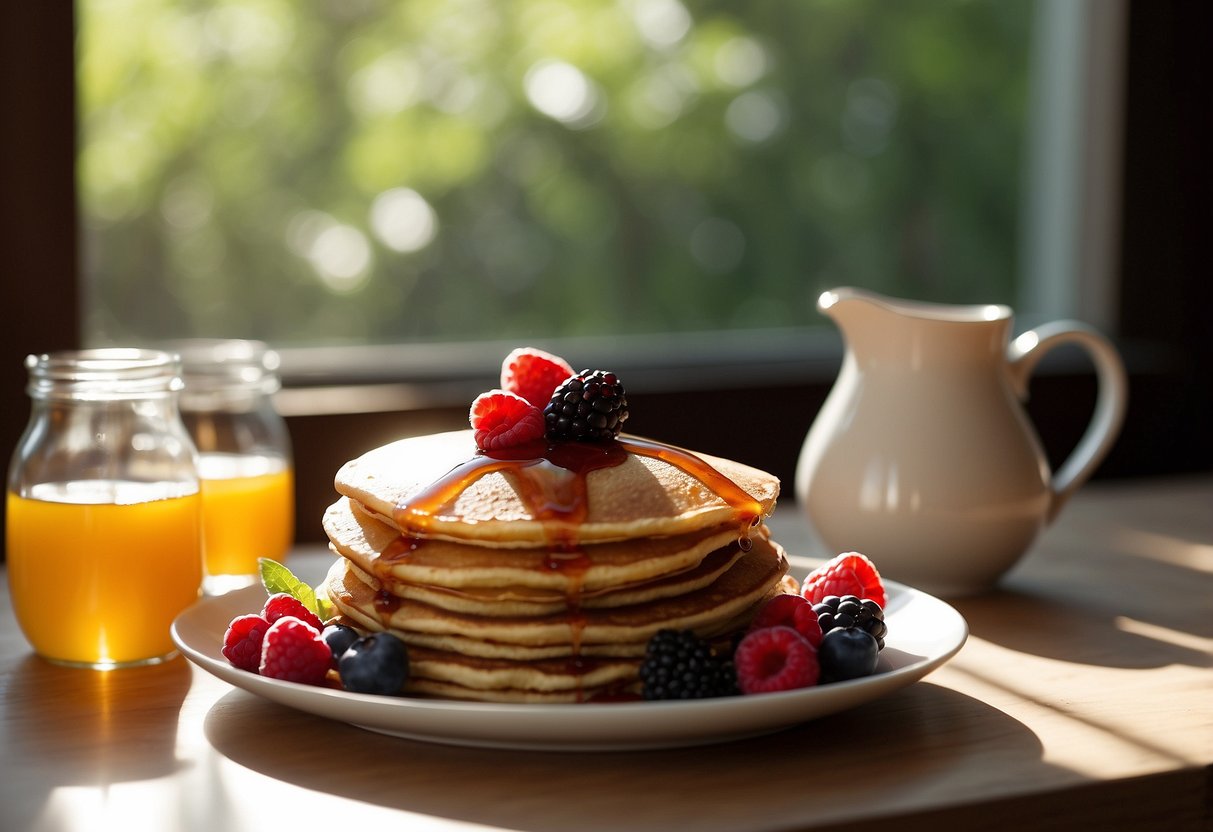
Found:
<box><xmin>6</xmin><ymin>349</ymin><xmax>203</xmax><ymax>668</ymax></box>
<box><xmin>172</xmin><ymin>340</ymin><xmax>294</xmax><ymax>594</ymax></box>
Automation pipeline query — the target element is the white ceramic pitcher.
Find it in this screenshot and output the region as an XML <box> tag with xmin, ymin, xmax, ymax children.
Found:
<box><xmin>795</xmin><ymin>287</ymin><xmax>1128</xmax><ymax>596</ymax></box>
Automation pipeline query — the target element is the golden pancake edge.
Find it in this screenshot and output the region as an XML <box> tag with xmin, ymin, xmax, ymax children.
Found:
<box><xmin>333</xmin><ymin>429</ymin><xmax>779</xmax><ymax>546</ymax></box>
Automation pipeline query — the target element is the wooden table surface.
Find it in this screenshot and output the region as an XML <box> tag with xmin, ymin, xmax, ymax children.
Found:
<box><xmin>2</xmin><ymin>475</ymin><xmax>1210</xmax><ymax>832</ymax></box>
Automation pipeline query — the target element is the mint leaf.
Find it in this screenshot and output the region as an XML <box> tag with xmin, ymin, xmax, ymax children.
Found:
<box><xmin>259</xmin><ymin>558</ymin><xmax>317</xmax><ymax>612</ymax></box>
<box><xmin>258</xmin><ymin>558</ymin><xmax>333</xmax><ymax>620</ymax></box>
<box><xmin>314</xmin><ymin>587</ymin><xmax>335</xmax><ymax>621</ymax></box>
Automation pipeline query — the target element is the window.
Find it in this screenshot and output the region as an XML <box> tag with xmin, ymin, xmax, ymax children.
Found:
<box><xmin>79</xmin><ymin>0</ymin><xmax>1048</xmax><ymax>367</ymax></box>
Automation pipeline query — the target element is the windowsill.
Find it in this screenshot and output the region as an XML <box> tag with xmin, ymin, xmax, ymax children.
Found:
<box><xmin>273</xmin><ymin>326</ymin><xmax>843</xmax><ymax>415</ymax></box>
<box><xmin>272</xmin><ymin>329</ymin><xmax>1178</xmax><ymax>418</ymax></box>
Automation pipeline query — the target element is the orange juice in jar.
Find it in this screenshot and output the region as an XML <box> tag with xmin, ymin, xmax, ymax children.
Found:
<box><xmin>6</xmin><ymin>482</ymin><xmax>202</xmax><ymax>667</ymax></box>
<box><xmin>197</xmin><ymin>453</ymin><xmax>294</xmax><ymax>579</ymax></box>
<box><xmin>6</xmin><ymin>349</ymin><xmax>203</xmax><ymax>669</ymax></box>
<box><xmin>173</xmin><ymin>340</ymin><xmax>294</xmax><ymax>594</ymax></box>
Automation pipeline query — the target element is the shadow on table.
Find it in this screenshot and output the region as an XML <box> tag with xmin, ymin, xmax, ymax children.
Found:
<box><xmin>204</xmin><ymin>682</ymin><xmax>1061</xmax><ymax>832</ymax></box>
<box><xmin>1</xmin><ymin>654</ymin><xmax>193</xmax><ymax>831</ymax></box>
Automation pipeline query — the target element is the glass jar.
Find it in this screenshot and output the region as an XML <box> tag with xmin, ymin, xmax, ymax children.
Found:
<box><xmin>172</xmin><ymin>340</ymin><xmax>294</xmax><ymax>594</ymax></box>
<box><xmin>6</xmin><ymin>349</ymin><xmax>203</xmax><ymax>668</ymax></box>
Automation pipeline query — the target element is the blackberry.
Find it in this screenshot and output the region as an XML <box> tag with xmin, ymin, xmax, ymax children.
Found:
<box><xmin>812</xmin><ymin>595</ymin><xmax>887</xmax><ymax>650</ymax></box>
<box><xmin>639</xmin><ymin>629</ymin><xmax>737</xmax><ymax>700</ymax></box>
<box><xmin>544</xmin><ymin>369</ymin><xmax>628</xmax><ymax>442</ymax></box>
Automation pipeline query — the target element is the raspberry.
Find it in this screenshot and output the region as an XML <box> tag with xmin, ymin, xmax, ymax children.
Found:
<box><xmin>748</xmin><ymin>593</ymin><xmax>824</xmax><ymax>648</ymax></box>
<box><xmin>262</xmin><ymin>592</ymin><xmax>324</xmax><ymax>631</ymax></box>
<box><xmin>544</xmin><ymin>369</ymin><xmax>629</xmax><ymax>442</ymax></box>
<box><xmin>259</xmin><ymin>617</ymin><xmax>331</xmax><ymax>685</ymax></box>
<box><xmin>801</xmin><ymin>552</ymin><xmax>886</xmax><ymax>608</ymax></box>
<box><xmin>639</xmin><ymin>629</ymin><xmax>737</xmax><ymax>700</ymax></box>
<box><xmin>813</xmin><ymin>595</ymin><xmax>887</xmax><ymax>649</ymax></box>
<box><xmin>734</xmin><ymin>625</ymin><xmax>820</xmax><ymax>694</ymax></box>
<box><xmin>501</xmin><ymin>347</ymin><xmax>574</xmax><ymax>407</ymax></box>
<box><xmin>222</xmin><ymin>613</ymin><xmax>270</xmax><ymax>672</ymax></box>
<box><xmin>469</xmin><ymin>389</ymin><xmax>546</xmax><ymax>450</ymax></box>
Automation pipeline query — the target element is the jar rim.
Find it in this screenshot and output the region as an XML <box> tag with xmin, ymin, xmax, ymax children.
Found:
<box><xmin>160</xmin><ymin>339</ymin><xmax>282</xmax><ymax>403</ymax></box>
<box><xmin>158</xmin><ymin>339</ymin><xmax>280</xmax><ymax>371</ymax></box>
<box><xmin>25</xmin><ymin>348</ymin><xmax>184</xmax><ymax>400</ymax></box>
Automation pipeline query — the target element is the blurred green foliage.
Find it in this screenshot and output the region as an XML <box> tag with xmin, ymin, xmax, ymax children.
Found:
<box><xmin>79</xmin><ymin>0</ymin><xmax>1030</xmax><ymax>347</ymax></box>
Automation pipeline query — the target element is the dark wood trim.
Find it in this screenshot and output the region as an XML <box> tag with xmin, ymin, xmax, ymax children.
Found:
<box><xmin>1114</xmin><ymin>0</ymin><xmax>1213</xmax><ymax>474</ymax></box>
<box><xmin>0</xmin><ymin>5</ymin><xmax>81</xmax><ymax>553</ymax></box>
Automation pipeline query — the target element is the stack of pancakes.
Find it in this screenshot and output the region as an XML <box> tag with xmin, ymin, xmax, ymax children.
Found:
<box><xmin>321</xmin><ymin>429</ymin><xmax>790</xmax><ymax>702</ymax></box>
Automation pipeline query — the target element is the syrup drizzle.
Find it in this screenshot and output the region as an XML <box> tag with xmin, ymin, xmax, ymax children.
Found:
<box><xmin>372</xmin><ymin>536</ymin><xmax>422</xmax><ymax>626</ymax></box>
<box><xmin>385</xmin><ymin>435</ymin><xmax>767</xmax><ymax>699</ymax></box>
<box><xmin>390</xmin><ymin>435</ymin><xmax>764</xmax><ymax>541</ymax></box>
<box><xmin>373</xmin><ymin>588</ymin><xmax>402</xmax><ymax>620</ymax></box>
<box><xmin>615</xmin><ymin>436</ymin><xmax>765</xmax><ymax>541</ymax></box>
<box><xmin>380</xmin><ymin>535</ymin><xmax>425</xmax><ymax>565</ymax></box>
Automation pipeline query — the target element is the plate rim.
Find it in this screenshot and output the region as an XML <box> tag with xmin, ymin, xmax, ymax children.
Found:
<box><xmin>173</xmin><ymin>563</ymin><xmax>967</xmax><ymax>751</ymax></box>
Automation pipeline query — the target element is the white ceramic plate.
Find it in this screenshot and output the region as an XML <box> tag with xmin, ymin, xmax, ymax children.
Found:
<box><xmin>172</xmin><ymin>558</ymin><xmax>967</xmax><ymax>751</ymax></box>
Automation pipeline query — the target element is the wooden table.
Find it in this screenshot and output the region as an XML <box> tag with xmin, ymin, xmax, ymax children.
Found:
<box><xmin>2</xmin><ymin>476</ymin><xmax>1210</xmax><ymax>831</ymax></box>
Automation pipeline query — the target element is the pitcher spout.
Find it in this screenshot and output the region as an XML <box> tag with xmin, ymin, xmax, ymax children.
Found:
<box><xmin>816</xmin><ymin>286</ymin><xmax>896</xmax><ymax>335</ymax></box>
<box><xmin>817</xmin><ymin>286</ymin><xmax>868</xmax><ymax>317</ymax></box>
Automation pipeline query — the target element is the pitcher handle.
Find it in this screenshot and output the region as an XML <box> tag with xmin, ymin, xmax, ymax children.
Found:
<box><xmin>1007</xmin><ymin>320</ymin><xmax>1129</xmax><ymax>523</ymax></box>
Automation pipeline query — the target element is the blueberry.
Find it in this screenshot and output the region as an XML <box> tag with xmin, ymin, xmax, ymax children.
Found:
<box><xmin>338</xmin><ymin>632</ymin><xmax>410</xmax><ymax>695</ymax></box>
<box><xmin>817</xmin><ymin>628</ymin><xmax>880</xmax><ymax>683</ymax></box>
<box><xmin>321</xmin><ymin>624</ymin><xmax>360</xmax><ymax>668</ymax></box>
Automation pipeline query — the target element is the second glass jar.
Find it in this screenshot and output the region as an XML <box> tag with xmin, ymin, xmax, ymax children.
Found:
<box><xmin>173</xmin><ymin>340</ymin><xmax>294</xmax><ymax>594</ymax></box>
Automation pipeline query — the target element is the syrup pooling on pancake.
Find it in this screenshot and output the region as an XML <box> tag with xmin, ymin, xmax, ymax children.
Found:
<box><xmin>390</xmin><ymin>435</ymin><xmax>767</xmax><ymax>549</ymax></box>
<box><xmin>392</xmin><ymin>439</ymin><xmax>626</xmax><ymax>537</ymax></box>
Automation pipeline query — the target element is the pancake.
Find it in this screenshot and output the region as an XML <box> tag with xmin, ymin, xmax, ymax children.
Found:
<box><xmin>333</xmin><ymin>429</ymin><xmax>779</xmax><ymax>545</ymax></box>
<box><xmin>329</xmin><ymin>601</ymin><xmax>768</xmax><ymax>662</ymax></box>
<box><xmin>406</xmin><ymin>646</ymin><xmax>641</xmax><ymax>694</ymax></box>
<box><xmin>351</xmin><ymin>546</ymin><xmax>747</xmax><ymax>617</ymax></box>
<box><xmin>324</xmin><ymin>496</ymin><xmax>742</xmax><ymax>593</ymax></box>
<box><xmin>405</xmin><ymin>677</ymin><xmax>639</xmax><ymax>704</ymax></box>
<box><xmin>395</xmin><ymin>630</ymin><xmax>652</xmax><ymax>660</ymax></box>
<box><xmin>323</xmin><ymin>539</ymin><xmax>788</xmax><ymax>650</ymax></box>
